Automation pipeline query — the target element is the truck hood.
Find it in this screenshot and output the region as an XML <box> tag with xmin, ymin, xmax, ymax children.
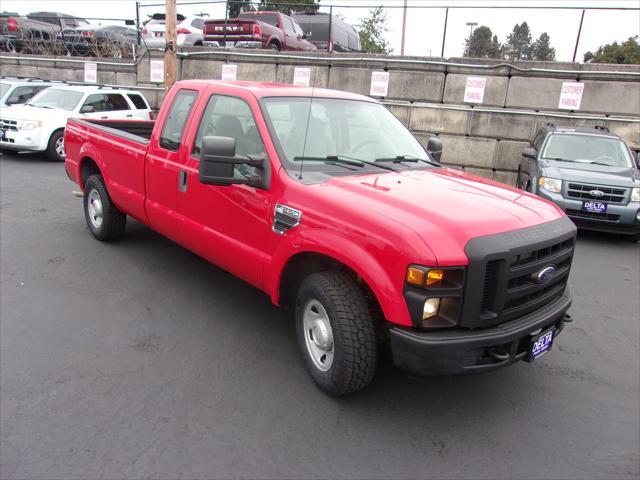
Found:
<box><xmin>1</xmin><ymin>105</ymin><xmax>71</xmax><ymax>125</ymax></box>
<box><xmin>320</xmin><ymin>168</ymin><xmax>563</xmax><ymax>265</ymax></box>
<box><xmin>541</xmin><ymin>159</ymin><xmax>640</xmax><ymax>187</ymax></box>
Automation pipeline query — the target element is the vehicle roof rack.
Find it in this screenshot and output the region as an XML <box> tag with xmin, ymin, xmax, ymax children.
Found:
<box><xmin>594</xmin><ymin>125</ymin><xmax>610</xmax><ymax>132</ymax></box>
<box><xmin>545</xmin><ymin>122</ymin><xmax>555</xmax><ymax>127</ymax></box>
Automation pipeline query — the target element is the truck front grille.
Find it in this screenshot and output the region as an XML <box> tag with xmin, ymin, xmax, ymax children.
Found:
<box><xmin>462</xmin><ymin>217</ymin><xmax>576</xmax><ymax>329</ymax></box>
<box><xmin>566</xmin><ymin>182</ymin><xmax>627</xmax><ymax>204</ymax></box>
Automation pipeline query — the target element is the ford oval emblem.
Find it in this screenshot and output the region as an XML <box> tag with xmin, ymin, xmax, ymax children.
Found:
<box><xmin>589</xmin><ymin>189</ymin><xmax>605</xmax><ymax>198</ymax></box>
<box><xmin>534</xmin><ymin>265</ymin><xmax>557</xmax><ymax>284</ymax></box>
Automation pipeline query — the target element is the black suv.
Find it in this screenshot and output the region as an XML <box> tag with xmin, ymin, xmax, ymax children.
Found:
<box><xmin>516</xmin><ymin>123</ymin><xmax>640</xmax><ymax>240</ymax></box>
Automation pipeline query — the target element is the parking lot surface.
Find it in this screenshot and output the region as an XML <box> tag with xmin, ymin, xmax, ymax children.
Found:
<box><xmin>1</xmin><ymin>152</ymin><xmax>639</xmax><ymax>479</ymax></box>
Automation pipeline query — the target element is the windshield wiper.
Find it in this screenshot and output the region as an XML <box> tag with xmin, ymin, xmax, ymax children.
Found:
<box><xmin>292</xmin><ymin>155</ymin><xmax>397</xmax><ymax>172</ymax></box>
<box><xmin>544</xmin><ymin>157</ymin><xmax>576</xmax><ymax>162</ymax></box>
<box><xmin>28</xmin><ymin>105</ymin><xmax>54</xmax><ymax>109</ymax></box>
<box><xmin>375</xmin><ymin>154</ymin><xmax>439</xmax><ymax>166</ymax></box>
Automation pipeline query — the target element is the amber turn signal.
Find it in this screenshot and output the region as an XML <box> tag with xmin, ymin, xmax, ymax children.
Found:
<box><xmin>426</xmin><ymin>269</ymin><xmax>444</xmax><ymax>287</ymax></box>
<box><xmin>406</xmin><ymin>267</ymin><xmax>425</xmax><ymax>287</ymax></box>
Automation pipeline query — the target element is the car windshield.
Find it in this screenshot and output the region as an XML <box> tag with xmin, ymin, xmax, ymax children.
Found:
<box><xmin>0</xmin><ymin>82</ymin><xmax>10</xmax><ymax>99</ymax></box>
<box><xmin>262</xmin><ymin>97</ymin><xmax>433</xmax><ymax>179</ymax></box>
<box><xmin>27</xmin><ymin>89</ymin><xmax>84</xmax><ymax>111</ymax></box>
<box><xmin>542</xmin><ymin>133</ymin><xmax>633</xmax><ymax>168</ymax></box>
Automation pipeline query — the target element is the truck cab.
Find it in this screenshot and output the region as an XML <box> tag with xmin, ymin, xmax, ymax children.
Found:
<box><xmin>64</xmin><ymin>80</ymin><xmax>577</xmax><ymax>395</ymax></box>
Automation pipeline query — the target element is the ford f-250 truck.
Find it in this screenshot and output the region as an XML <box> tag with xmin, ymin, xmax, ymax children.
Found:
<box><xmin>64</xmin><ymin>80</ymin><xmax>576</xmax><ymax>395</ymax></box>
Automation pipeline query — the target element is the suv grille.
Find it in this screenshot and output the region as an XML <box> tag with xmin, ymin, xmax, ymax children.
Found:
<box><xmin>566</xmin><ymin>182</ymin><xmax>627</xmax><ymax>204</ymax></box>
<box><xmin>0</xmin><ymin>119</ymin><xmax>18</xmax><ymax>131</ymax></box>
<box><xmin>565</xmin><ymin>208</ymin><xmax>620</xmax><ymax>222</ymax></box>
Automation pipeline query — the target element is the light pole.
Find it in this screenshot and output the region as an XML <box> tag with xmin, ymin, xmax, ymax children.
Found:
<box><xmin>465</xmin><ymin>22</ymin><xmax>477</xmax><ymax>56</ymax></box>
<box><xmin>164</xmin><ymin>0</ymin><xmax>177</xmax><ymax>92</ymax></box>
<box><xmin>400</xmin><ymin>0</ymin><xmax>408</xmax><ymax>56</ymax></box>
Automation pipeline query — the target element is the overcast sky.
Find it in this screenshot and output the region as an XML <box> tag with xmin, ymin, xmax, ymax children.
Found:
<box><xmin>3</xmin><ymin>0</ymin><xmax>639</xmax><ymax>61</ymax></box>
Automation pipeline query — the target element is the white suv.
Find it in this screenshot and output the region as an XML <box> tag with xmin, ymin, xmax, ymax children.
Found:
<box><xmin>142</xmin><ymin>14</ymin><xmax>205</xmax><ymax>47</ymax></box>
<box><xmin>0</xmin><ymin>78</ymin><xmax>54</xmax><ymax>107</ymax></box>
<box><xmin>0</xmin><ymin>85</ymin><xmax>152</xmax><ymax>161</ymax></box>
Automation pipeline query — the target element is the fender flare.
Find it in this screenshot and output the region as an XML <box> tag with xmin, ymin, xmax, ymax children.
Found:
<box><xmin>77</xmin><ymin>141</ymin><xmax>108</xmax><ymax>189</ymax></box>
<box><xmin>266</xmin><ymin>227</ymin><xmax>412</xmax><ymax>327</ymax></box>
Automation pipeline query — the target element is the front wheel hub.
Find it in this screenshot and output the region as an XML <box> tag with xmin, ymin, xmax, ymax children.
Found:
<box><xmin>302</xmin><ymin>299</ymin><xmax>334</xmax><ymax>372</ymax></box>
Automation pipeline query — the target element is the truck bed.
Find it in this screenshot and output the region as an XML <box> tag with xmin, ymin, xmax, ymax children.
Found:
<box><xmin>78</xmin><ymin>119</ymin><xmax>155</xmax><ymax>143</ymax></box>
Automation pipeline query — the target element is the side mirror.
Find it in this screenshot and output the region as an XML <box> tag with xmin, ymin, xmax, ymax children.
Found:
<box><xmin>426</xmin><ymin>136</ymin><xmax>443</xmax><ymax>162</ymax></box>
<box><xmin>199</xmin><ymin>136</ymin><xmax>264</xmax><ymax>187</ymax></box>
<box><xmin>523</xmin><ymin>146</ymin><xmax>537</xmax><ymax>159</ymax></box>
<box><xmin>301</xmin><ymin>34</ymin><xmax>307</xmax><ymax>40</ymax></box>
<box><xmin>80</xmin><ymin>105</ymin><xmax>95</xmax><ymax>113</ymax></box>
<box><xmin>636</xmin><ymin>151</ymin><xmax>640</xmax><ymax>168</ymax></box>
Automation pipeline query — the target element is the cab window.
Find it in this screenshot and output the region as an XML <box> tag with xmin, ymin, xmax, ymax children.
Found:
<box><xmin>159</xmin><ymin>89</ymin><xmax>197</xmax><ymax>151</ymax></box>
<box><xmin>192</xmin><ymin>95</ymin><xmax>265</xmax><ymax>178</ymax></box>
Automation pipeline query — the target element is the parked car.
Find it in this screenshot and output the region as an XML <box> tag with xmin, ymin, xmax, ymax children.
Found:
<box><xmin>0</xmin><ymin>12</ymin><xmax>62</xmax><ymax>54</ymax></box>
<box><xmin>62</xmin><ymin>25</ymin><xmax>138</xmax><ymax>57</ymax></box>
<box><xmin>292</xmin><ymin>12</ymin><xmax>361</xmax><ymax>52</ymax></box>
<box><xmin>0</xmin><ymin>85</ymin><xmax>152</xmax><ymax>161</ymax></box>
<box><xmin>203</xmin><ymin>11</ymin><xmax>316</xmax><ymax>51</ymax></box>
<box><xmin>64</xmin><ymin>80</ymin><xmax>576</xmax><ymax>395</ymax></box>
<box><xmin>517</xmin><ymin>123</ymin><xmax>640</xmax><ymax>240</ymax></box>
<box><xmin>0</xmin><ymin>77</ymin><xmax>53</xmax><ymax>107</ymax></box>
<box><xmin>26</xmin><ymin>11</ymin><xmax>90</xmax><ymax>30</ymax></box>
<box><xmin>142</xmin><ymin>13</ymin><xmax>204</xmax><ymax>47</ymax></box>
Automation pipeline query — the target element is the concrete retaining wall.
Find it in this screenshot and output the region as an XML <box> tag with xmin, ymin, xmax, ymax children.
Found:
<box><xmin>1</xmin><ymin>51</ymin><xmax>639</xmax><ymax>185</ymax></box>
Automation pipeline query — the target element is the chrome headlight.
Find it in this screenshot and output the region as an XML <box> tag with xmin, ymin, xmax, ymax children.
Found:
<box><xmin>631</xmin><ymin>187</ymin><xmax>640</xmax><ymax>202</ymax></box>
<box><xmin>21</xmin><ymin>120</ymin><xmax>42</xmax><ymax>130</ymax></box>
<box><xmin>539</xmin><ymin>177</ymin><xmax>562</xmax><ymax>193</ymax></box>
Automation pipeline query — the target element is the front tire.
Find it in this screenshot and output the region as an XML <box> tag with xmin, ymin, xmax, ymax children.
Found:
<box><xmin>83</xmin><ymin>175</ymin><xmax>126</xmax><ymax>241</ymax></box>
<box><xmin>295</xmin><ymin>271</ymin><xmax>378</xmax><ymax>396</ymax></box>
<box><xmin>46</xmin><ymin>130</ymin><xmax>65</xmax><ymax>162</ymax></box>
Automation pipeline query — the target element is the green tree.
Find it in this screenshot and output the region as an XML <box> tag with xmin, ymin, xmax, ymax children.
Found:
<box><xmin>464</xmin><ymin>26</ymin><xmax>502</xmax><ymax>58</ymax></box>
<box><xmin>357</xmin><ymin>6</ymin><xmax>391</xmax><ymax>54</ymax></box>
<box><xmin>504</xmin><ymin>21</ymin><xmax>533</xmax><ymax>61</ymax></box>
<box><xmin>257</xmin><ymin>0</ymin><xmax>319</xmax><ymax>15</ymax></box>
<box><xmin>227</xmin><ymin>0</ymin><xmax>254</xmax><ymax>18</ymax></box>
<box><xmin>584</xmin><ymin>36</ymin><xmax>640</xmax><ymax>64</ymax></box>
<box><xmin>531</xmin><ymin>32</ymin><xmax>555</xmax><ymax>61</ymax></box>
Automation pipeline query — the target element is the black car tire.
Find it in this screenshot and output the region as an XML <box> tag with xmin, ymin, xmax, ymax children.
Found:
<box><xmin>46</xmin><ymin>130</ymin><xmax>65</xmax><ymax>162</ymax></box>
<box><xmin>268</xmin><ymin>41</ymin><xmax>280</xmax><ymax>51</ymax></box>
<box><xmin>83</xmin><ymin>175</ymin><xmax>127</xmax><ymax>241</ymax></box>
<box><xmin>295</xmin><ymin>271</ymin><xmax>378</xmax><ymax>396</ymax></box>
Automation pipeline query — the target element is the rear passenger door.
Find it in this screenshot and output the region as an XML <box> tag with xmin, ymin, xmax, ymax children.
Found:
<box><xmin>80</xmin><ymin>93</ymin><xmax>134</xmax><ymax>120</ymax></box>
<box><xmin>176</xmin><ymin>91</ymin><xmax>272</xmax><ymax>289</ymax></box>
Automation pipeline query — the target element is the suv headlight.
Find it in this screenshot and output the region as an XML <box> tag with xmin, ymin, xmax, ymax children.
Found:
<box><xmin>21</xmin><ymin>120</ymin><xmax>42</xmax><ymax>130</ymax></box>
<box><xmin>539</xmin><ymin>177</ymin><xmax>562</xmax><ymax>193</ymax></box>
<box><xmin>631</xmin><ymin>187</ymin><xmax>640</xmax><ymax>202</ymax></box>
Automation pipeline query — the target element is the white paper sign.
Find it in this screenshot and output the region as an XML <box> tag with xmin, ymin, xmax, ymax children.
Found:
<box><xmin>558</xmin><ymin>82</ymin><xmax>584</xmax><ymax>110</ymax></box>
<box><xmin>293</xmin><ymin>67</ymin><xmax>311</xmax><ymax>87</ymax></box>
<box><xmin>463</xmin><ymin>76</ymin><xmax>486</xmax><ymax>103</ymax></box>
<box><xmin>150</xmin><ymin>60</ymin><xmax>164</xmax><ymax>83</ymax></box>
<box><xmin>369</xmin><ymin>71</ymin><xmax>389</xmax><ymax>97</ymax></box>
<box><xmin>221</xmin><ymin>64</ymin><xmax>238</xmax><ymax>81</ymax></box>
<box><xmin>84</xmin><ymin>62</ymin><xmax>97</xmax><ymax>83</ymax></box>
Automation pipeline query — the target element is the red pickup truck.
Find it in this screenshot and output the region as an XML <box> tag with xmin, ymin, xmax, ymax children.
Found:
<box><xmin>203</xmin><ymin>11</ymin><xmax>316</xmax><ymax>51</ymax></box>
<box><xmin>64</xmin><ymin>80</ymin><xmax>576</xmax><ymax>395</ymax></box>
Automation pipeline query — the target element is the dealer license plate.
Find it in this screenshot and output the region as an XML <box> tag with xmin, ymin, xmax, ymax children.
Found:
<box><xmin>528</xmin><ymin>329</ymin><xmax>554</xmax><ymax>362</ymax></box>
<box><xmin>154</xmin><ymin>31</ymin><xmax>164</xmax><ymax>38</ymax></box>
<box><xmin>582</xmin><ymin>200</ymin><xmax>607</xmax><ymax>214</ymax></box>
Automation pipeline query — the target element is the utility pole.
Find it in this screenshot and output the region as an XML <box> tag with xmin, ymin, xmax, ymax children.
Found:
<box><xmin>164</xmin><ymin>0</ymin><xmax>177</xmax><ymax>92</ymax></box>
<box><xmin>465</xmin><ymin>22</ymin><xmax>477</xmax><ymax>56</ymax></box>
<box><xmin>572</xmin><ymin>9</ymin><xmax>586</xmax><ymax>62</ymax></box>
<box><xmin>400</xmin><ymin>0</ymin><xmax>408</xmax><ymax>56</ymax></box>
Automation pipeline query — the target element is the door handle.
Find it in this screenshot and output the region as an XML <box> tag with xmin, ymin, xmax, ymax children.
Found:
<box><xmin>126</xmin><ymin>114</ymin><xmax>133</xmax><ymax>118</ymax></box>
<box><xmin>100</xmin><ymin>116</ymin><xmax>108</xmax><ymax>119</ymax></box>
<box><xmin>178</xmin><ymin>170</ymin><xmax>188</xmax><ymax>192</ymax></box>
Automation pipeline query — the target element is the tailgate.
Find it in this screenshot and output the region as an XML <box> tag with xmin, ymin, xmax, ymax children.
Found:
<box><xmin>203</xmin><ymin>19</ymin><xmax>258</xmax><ymax>37</ymax></box>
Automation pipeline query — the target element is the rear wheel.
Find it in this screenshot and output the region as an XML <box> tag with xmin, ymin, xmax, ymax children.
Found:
<box><xmin>83</xmin><ymin>175</ymin><xmax>126</xmax><ymax>241</ymax></box>
<box><xmin>268</xmin><ymin>41</ymin><xmax>280</xmax><ymax>51</ymax></box>
<box><xmin>295</xmin><ymin>271</ymin><xmax>378</xmax><ymax>396</ymax></box>
<box><xmin>46</xmin><ymin>130</ymin><xmax>65</xmax><ymax>162</ymax></box>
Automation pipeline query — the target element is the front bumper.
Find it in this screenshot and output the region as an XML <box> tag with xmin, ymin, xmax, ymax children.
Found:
<box><xmin>539</xmin><ymin>189</ymin><xmax>640</xmax><ymax>235</ymax></box>
<box><xmin>0</xmin><ymin>128</ymin><xmax>47</xmax><ymax>152</ymax></box>
<box><xmin>390</xmin><ymin>290</ymin><xmax>571</xmax><ymax>376</ymax></box>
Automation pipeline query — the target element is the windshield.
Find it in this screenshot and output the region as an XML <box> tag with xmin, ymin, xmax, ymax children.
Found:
<box><xmin>542</xmin><ymin>133</ymin><xmax>633</xmax><ymax>168</ymax></box>
<box><xmin>27</xmin><ymin>89</ymin><xmax>84</xmax><ymax>111</ymax></box>
<box><xmin>0</xmin><ymin>82</ymin><xmax>10</xmax><ymax>99</ymax></box>
<box><xmin>262</xmin><ymin>97</ymin><xmax>432</xmax><ymax>178</ymax></box>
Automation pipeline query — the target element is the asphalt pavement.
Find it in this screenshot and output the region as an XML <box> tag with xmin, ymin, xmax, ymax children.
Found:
<box><xmin>1</xmin><ymin>152</ymin><xmax>639</xmax><ymax>479</ymax></box>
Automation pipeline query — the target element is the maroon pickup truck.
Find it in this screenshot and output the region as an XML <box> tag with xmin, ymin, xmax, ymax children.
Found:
<box><xmin>203</xmin><ymin>11</ymin><xmax>316</xmax><ymax>51</ymax></box>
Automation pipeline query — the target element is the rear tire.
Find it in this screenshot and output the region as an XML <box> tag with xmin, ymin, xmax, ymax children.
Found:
<box><xmin>625</xmin><ymin>234</ymin><xmax>640</xmax><ymax>242</ymax></box>
<box><xmin>295</xmin><ymin>271</ymin><xmax>378</xmax><ymax>396</ymax></box>
<box><xmin>268</xmin><ymin>42</ymin><xmax>280</xmax><ymax>51</ymax></box>
<box><xmin>46</xmin><ymin>130</ymin><xmax>65</xmax><ymax>162</ymax></box>
<box><xmin>83</xmin><ymin>175</ymin><xmax>126</xmax><ymax>241</ymax></box>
